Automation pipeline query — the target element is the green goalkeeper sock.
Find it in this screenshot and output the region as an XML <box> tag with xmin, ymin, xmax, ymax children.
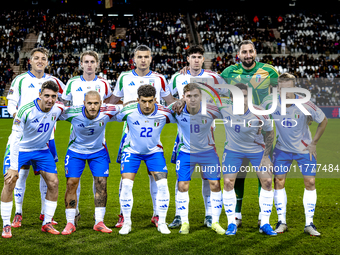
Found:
<box><xmin>234</xmin><ymin>178</ymin><xmax>245</xmax><ymax>213</ymax></box>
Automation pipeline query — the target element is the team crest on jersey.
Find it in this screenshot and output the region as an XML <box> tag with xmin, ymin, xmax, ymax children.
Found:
<box><xmin>202</xmin><ymin>118</ymin><xmax>207</xmax><ymax>124</ymax></box>
<box><xmin>9</xmin><ymin>89</ymin><xmax>14</xmax><ymax>95</ymax></box>
<box><xmin>95</xmin><ymin>85</ymin><xmax>101</xmax><ymax>93</ymax></box>
<box><xmin>14</xmin><ymin>119</ymin><xmax>21</xmax><ymax>125</ymax></box>
<box><xmin>149</xmin><ymin>79</ymin><xmax>155</xmax><ymax>86</ymax></box>
<box><xmin>99</xmin><ymin>121</ymin><xmax>104</xmax><ymax>126</ymax></box>
<box><xmin>154</xmin><ymin>119</ymin><xmax>160</xmax><ymax>127</ymax></box>
<box><xmin>293</xmin><ymin>110</ymin><xmax>300</xmax><ymax>119</ymax></box>
<box><xmin>51</xmin><ymin>113</ymin><xmax>57</xmax><ymax>121</ymax></box>
<box><xmin>256</xmin><ymin>74</ymin><xmax>261</xmax><ymax>83</ymax></box>
<box><xmin>65</xmin><ymin>167</ymin><xmax>68</xmax><ymax>175</ymax></box>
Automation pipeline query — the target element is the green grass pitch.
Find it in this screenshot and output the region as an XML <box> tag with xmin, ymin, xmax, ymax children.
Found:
<box><xmin>0</xmin><ymin>118</ymin><xmax>339</xmax><ymax>254</ymax></box>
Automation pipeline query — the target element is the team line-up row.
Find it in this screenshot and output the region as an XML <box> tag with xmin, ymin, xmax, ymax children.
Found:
<box><xmin>1</xmin><ymin>43</ymin><xmax>327</xmax><ymax>238</ymax></box>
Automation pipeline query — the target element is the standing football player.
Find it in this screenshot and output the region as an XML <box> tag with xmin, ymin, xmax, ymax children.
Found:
<box><xmin>261</xmin><ymin>73</ymin><xmax>328</xmax><ymax>236</ymax></box>
<box><xmin>116</xmin><ymin>85</ymin><xmax>175</xmax><ymax>235</ymax></box>
<box><xmin>170</xmin><ymin>83</ymin><xmax>225</xmax><ymax>235</ymax></box>
<box><xmin>168</xmin><ymin>45</ymin><xmax>227</xmax><ymax>229</ymax></box>
<box><xmin>220</xmin><ymin>83</ymin><xmax>276</xmax><ymax>236</ymax></box>
<box><xmin>62</xmin><ymin>50</ymin><xmax>113</xmax><ymax>226</ymax></box>
<box><xmin>106</xmin><ymin>45</ymin><xmax>182</xmax><ymax>228</ymax></box>
<box><xmin>2</xmin><ymin>81</ymin><xmax>64</xmax><ymax>238</ymax></box>
<box><xmin>59</xmin><ymin>91</ymin><xmax>121</xmax><ymax>235</ymax></box>
<box><xmin>4</xmin><ymin>47</ymin><xmax>65</xmax><ymax>228</ymax></box>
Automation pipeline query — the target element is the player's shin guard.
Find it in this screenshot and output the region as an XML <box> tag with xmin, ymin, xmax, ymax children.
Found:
<box><xmin>274</xmin><ymin>188</ymin><xmax>287</xmax><ymax>223</ymax></box>
<box><xmin>156</xmin><ymin>179</ymin><xmax>169</xmax><ymax>225</ymax></box>
<box><xmin>65</xmin><ymin>208</ymin><xmax>76</xmax><ymax>225</ymax></box>
<box><xmin>234</xmin><ymin>178</ymin><xmax>245</xmax><ymax>218</ymax></box>
<box><xmin>259</xmin><ymin>188</ymin><xmax>273</xmax><ymax>226</ymax></box>
<box><xmin>223</xmin><ymin>189</ymin><xmax>236</xmax><ymax>224</ymax></box>
<box><xmin>14</xmin><ymin>169</ymin><xmax>29</xmax><ymax>215</ymax></box>
<box><xmin>1</xmin><ymin>201</ymin><xmax>13</xmax><ymax>227</ymax></box>
<box><xmin>202</xmin><ymin>179</ymin><xmax>211</xmax><ymax>216</ymax></box>
<box><xmin>177</xmin><ymin>191</ymin><xmax>189</xmax><ymax>224</ymax></box>
<box><xmin>43</xmin><ymin>200</ymin><xmax>57</xmax><ymax>225</ymax></box>
<box><xmin>95</xmin><ymin>207</ymin><xmax>106</xmax><ymax>225</ymax></box>
<box><xmin>76</xmin><ymin>179</ymin><xmax>81</xmax><ymax>214</ymax></box>
<box><xmin>39</xmin><ymin>175</ymin><xmax>48</xmax><ymax>215</ymax></box>
<box><xmin>120</xmin><ymin>179</ymin><xmax>134</xmax><ymax>224</ymax></box>
<box><xmin>303</xmin><ymin>189</ymin><xmax>316</xmax><ymax>225</ymax></box>
<box><xmin>149</xmin><ymin>174</ymin><xmax>158</xmax><ymax>216</ymax></box>
<box><xmin>211</xmin><ymin>191</ymin><xmax>222</xmax><ymax>223</ymax></box>
<box><xmin>174</xmin><ymin>180</ymin><xmax>180</xmax><ymax>216</ymax></box>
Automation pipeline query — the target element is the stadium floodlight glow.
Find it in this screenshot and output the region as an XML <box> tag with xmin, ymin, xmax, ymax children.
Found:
<box><xmin>97</xmin><ymin>14</ymin><xmax>103</xmax><ymax>16</ymax></box>
<box><xmin>124</xmin><ymin>14</ymin><xmax>133</xmax><ymax>16</ymax></box>
<box><xmin>108</xmin><ymin>14</ymin><xmax>119</xmax><ymax>16</ymax></box>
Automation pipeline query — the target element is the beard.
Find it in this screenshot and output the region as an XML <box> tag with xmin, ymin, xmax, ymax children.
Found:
<box><xmin>241</xmin><ymin>57</ymin><xmax>255</xmax><ymax>68</ymax></box>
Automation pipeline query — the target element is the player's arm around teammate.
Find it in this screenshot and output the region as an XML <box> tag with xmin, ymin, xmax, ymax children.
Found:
<box><xmin>2</xmin><ymin>81</ymin><xmax>64</xmax><ymax>238</ymax></box>
<box><xmin>58</xmin><ymin>91</ymin><xmax>122</xmax><ymax>235</ymax></box>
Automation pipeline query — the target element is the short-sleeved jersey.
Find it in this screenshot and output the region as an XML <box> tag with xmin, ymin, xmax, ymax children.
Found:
<box><xmin>62</xmin><ymin>75</ymin><xmax>112</xmax><ymax>106</ymax></box>
<box><xmin>262</xmin><ymin>93</ymin><xmax>326</xmax><ymax>154</ymax></box>
<box><xmin>7</xmin><ymin>71</ymin><xmax>65</xmax><ymax>111</ymax></box>
<box><xmin>171</xmin><ymin>103</ymin><xmax>223</xmax><ymax>153</ymax></box>
<box><xmin>113</xmin><ymin>70</ymin><xmax>170</xmax><ymax>104</ymax></box>
<box><xmin>168</xmin><ymin>69</ymin><xmax>227</xmax><ymax>99</ymax></box>
<box><xmin>221</xmin><ymin>62</ymin><xmax>279</xmax><ymax>105</ymax></box>
<box><xmin>9</xmin><ymin>99</ymin><xmax>65</xmax><ymax>170</ymax></box>
<box><xmin>59</xmin><ymin>104</ymin><xmax>122</xmax><ymax>154</ymax></box>
<box><xmin>116</xmin><ymin>102</ymin><xmax>176</xmax><ymax>155</ymax></box>
<box><xmin>219</xmin><ymin>105</ymin><xmax>272</xmax><ymax>153</ymax></box>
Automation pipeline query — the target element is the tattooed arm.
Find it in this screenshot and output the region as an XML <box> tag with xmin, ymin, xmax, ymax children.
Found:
<box><xmin>263</xmin><ymin>130</ymin><xmax>274</xmax><ymax>158</ymax></box>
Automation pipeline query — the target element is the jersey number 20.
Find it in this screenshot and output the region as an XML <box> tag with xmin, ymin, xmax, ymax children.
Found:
<box><xmin>37</xmin><ymin>123</ymin><xmax>50</xmax><ymax>133</ymax></box>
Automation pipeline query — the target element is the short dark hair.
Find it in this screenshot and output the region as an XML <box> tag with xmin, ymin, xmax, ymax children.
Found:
<box><xmin>278</xmin><ymin>72</ymin><xmax>296</xmax><ymax>85</ymax></box>
<box><xmin>41</xmin><ymin>80</ymin><xmax>59</xmax><ymax>93</ymax></box>
<box><xmin>183</xmin><ymin>83</ymin><xmax>202</xmax><ymax>95</ymax></box>
<box><xmin>187</xmin><ymin>45</ymin><xmax>204</xmax><ymax>56</ymax></box>
<box><xmin>137</xmin><ymin>85</ymin><xmax>156</xmax><ymax>98</ymax></box>
<box><xmin>230</xmin><ymin>83</ymin><xmax>248</xmax><ymax>98</ymax></box>
<box><xmin>238</xmin><ymin>40</ymin><xmax>255</xmax><ymax>51</ymax></box>
<box><xmin>235</xmin><ymin>83</ymin><xmax>248</xmax><ymax>91</ymax></box>
<box><xmin>134</xmin><ymin>44</ymin><xmax>151</xmax><ymax>54</ymax></box>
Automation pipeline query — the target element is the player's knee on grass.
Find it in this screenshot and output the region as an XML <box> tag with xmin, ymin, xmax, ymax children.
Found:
<box><xmin>2</xmin><ymin>179</ymin><xmax>17</xmax><ymax>199</ymax></box>
<box><xmin>259</xmin><ymin>177</ymin><xmax>272</xmax><ymax>191</ymax></box>
<box><xmin>66</xmin><ymin>177</ymin><xmax>80</xmax><ymax>192</ymax></box>
<box><xmin>303</xmin><ymin>176</ymin><xmax>315</xmax><ymax>190</ymax></box>
<box><xmin>223</xmin><ymin>177</ymin><xmax>235</xmax><ymax>191</ymax></box>
<box><xmin>178</xmin><ymin>181</ymin><xmax>189</xmax><ymax>192</ymax></box>
<box><xmin>209</xmin><ymin>180</ymin><xmax>221</xmax><ymax>192</ymax></box>
<box><xmin>274</xmin><ymin>177</ymin><xmax>286</xmax><ymax>190</ymax></box>
<box><xmin>42</xmin><ymin>173</ymin><xmax>59</xmax><ymax>196</ymax></box>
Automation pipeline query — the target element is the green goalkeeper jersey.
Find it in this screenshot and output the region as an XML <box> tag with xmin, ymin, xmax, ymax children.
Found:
<box><xmin>221</xmin><ymin>61</ymin><xmax>279</xmax><ymax>105</ymax></box>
